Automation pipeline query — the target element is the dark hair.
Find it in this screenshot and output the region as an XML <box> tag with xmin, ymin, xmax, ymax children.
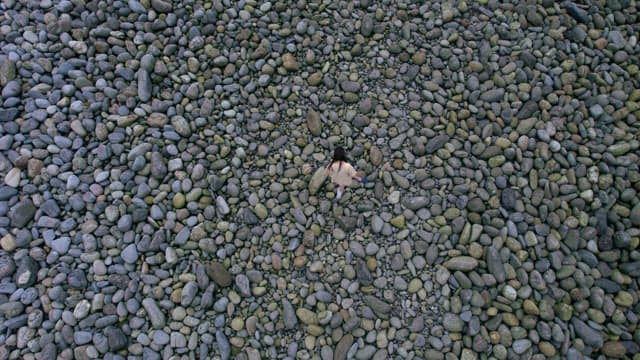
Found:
<box><xmin>328</xmin><ymin>146</ymin><xmax>348</xmax><ymax>169</ymax></box>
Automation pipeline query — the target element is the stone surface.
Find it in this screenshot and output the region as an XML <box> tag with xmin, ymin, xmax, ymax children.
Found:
<box><xmin>0</xmin><ymin>1</ymin><xmax>638</xmax><ymax>359</ymax></box>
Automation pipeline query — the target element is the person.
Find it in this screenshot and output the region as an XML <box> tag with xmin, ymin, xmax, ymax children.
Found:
<box><xmin>325</xmin><ymin>146</ymin><xmax>367</xmax><ymax>200</ymax></box>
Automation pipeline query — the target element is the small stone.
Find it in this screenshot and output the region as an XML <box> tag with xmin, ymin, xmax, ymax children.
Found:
<box><xmin>142</xmin><ymin>298</ymin><xmax>166</xmax><ymax>329</ymax></box>
<box><xmin>486</xmin><ymin>247</ymin><xmax>506</xmax><ymax>282</ymax></box>
<box><xmin>172</xmin><ymin>193</ymin><xmax>185</xmax><ymax>208</ymax></box>
<box><xmin>307</xmin><ymin>109</ymin><xmax>322</xmax><ymax>136</ymax></box>
<box><xmin>538</xmin><ymin>341</ymin><xmax>556</xmax><ymax>357</ymax></box>
<box><xmin>15</xmin><ymin>256</ymin><xmax>39</xmax><ymax>288</ymax></box>
<box><xmin>309</xmin><ymin>167</ymin><xmax>328</xmax><ymax>195</ymax></box>
<box><xmin>390</xmin><ymin>215</ymin><xmax>405</xmax><ymax>229</ymax></box>
<box><xmin>205</xmin><ymin>262</ymin><xmax>232</xmax><ymax>287</ymax></box>
<box><xmin>630</xmin><ymin>203</ymin><xmax>640</xmax><ymax>226</ymax></box>
<box><xmin>0</xmin><ymin>234</ymin><xmax>16</xmax><ymax>251</ymax></box>
<box><xmin>138</xmin><ymin>69</ymin><xmax>152</xmax><ymax>101</ymax></box>
<box><xmin>105</xmin><ymin>327</ymin><xmax>128</xmax><ymax>351</ymax></box>
<box><xmin>363</xmin><ymin>295</ymin><xmax>391</xmax><ymax>318</ymax></box>
<box><xmin>614</xmin><ymin>291</ymin><xmax>634</xmax><ymax>307</ymax></box>
<box><xmin>282</xmin><ymin>53</ymin><xmax>299</xmax><ymax>71</ymax></box>
<box><xmin>148</xmin><ymin>112</ymin><xmax>168</xmax><ymax>127</ymax></box>
<box><xmin>0</xmin><ymin>255</ymin><xmax>16</xmax><ymax>278</ymax></box>
<box><xmin>443</xmin><ymin>256</ymin><xmax>478</xmax><ymax>271</ymax></box>
<box><xmin>426</xmin><ymin>135</ymin><xmax>449</xmax><ymax>154</ymax></box>
<box><xmin>334</xmin><ymin>334</ymin><xmax>354</xmax><ymax>360</ymax></box>
<box><xmin>150</xmin><ymin>0</ymin><xmax>172</xmax><ymax>13</ymax></box>
<box><xmin>282</xmin><ymin>299</ymin><xmax>297</xmax><ymax>330</ymax></box>
<box><xmin>565</xmin><ymin>2</ymin><xmax>590</xmax><ymax>23</ymax></box>
<box><xmin>601</xmin><ymin>341</ymin><xmax>626</xmax><ymax>358</ymax></box>
<box><xmin>370</xmin><ymin>146</ymin><xmax>383</xmax><ymax>166</ymax></box>
<box><xmin>571</xmin><ymin>318</ymin><xmax>603</xmax><ymax>348</ymax></box>
<box><xmin>408</xmin><ymin>279</ymin><xmax>422</xmax><ymax>293</ymax></box>
<box><xmin>51</xmin><ymin>237</ymin><xmax>71</xmax><ymax>255</ymax></box>
<box><xmin>512</xmin><ymin>339</ymin><xmax>531</xmax><ymax>354</ymax></box>
<box><xmin>4</xmin><ymin>168</ymin><xmax>21</xmax><ymax>187</ymax></box>
<box><xmin>361</xmin><ymin>14</ymin><xmax>374</xmax><ymax>37</ymax></box>
<box><xmin>0</xmin><ymin>60</ymin><xmax>16</xmax><ymax>86</ymax></box>
<box><xmin>296</xmin><ymin>308</ymin><xmax>317</xmax><ymax>325</ymax></box>
<box><xmin>443</xmin><ymin>313</ymin><xmax>464</xmax><ymax>332</ymax></box>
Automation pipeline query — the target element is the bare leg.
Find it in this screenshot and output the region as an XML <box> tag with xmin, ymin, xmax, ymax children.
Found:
<box><xmin>336</xmin><ymin>185</ymin><xmax>345</xmax><ymax>200</ymax></box>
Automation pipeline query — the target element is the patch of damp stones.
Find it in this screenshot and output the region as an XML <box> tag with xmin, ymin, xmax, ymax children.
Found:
<box><xmin>0</xmin><ymin>0</ymin><xmax>639</xmax><ymax>359</ymax></box>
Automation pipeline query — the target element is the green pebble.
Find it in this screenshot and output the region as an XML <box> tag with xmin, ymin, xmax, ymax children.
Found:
<box><xmin>172</xmin><ymin>193</ymin><xmax>186</xmax><ymax>208</ymax></box>
<box><xmin>390</xmin><ymin>215</ymin><xmax>405</xmax><ymax>229</ymax></box>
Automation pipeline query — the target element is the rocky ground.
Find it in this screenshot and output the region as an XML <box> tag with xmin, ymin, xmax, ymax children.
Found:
<box><xmin>1</xmin><ymin>0</ymin><xmax>639</xmax><ymax>359</ymax></box>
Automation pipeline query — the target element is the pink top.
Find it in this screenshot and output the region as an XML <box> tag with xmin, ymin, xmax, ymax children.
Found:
<box><xmin>327</xmin><ymin>161</ymin><xmax>357</xmax><ymax>187</ymax></box>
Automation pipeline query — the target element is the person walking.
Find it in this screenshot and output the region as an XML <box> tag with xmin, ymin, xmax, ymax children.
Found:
<box><xmin>326</xmin><ymin>146</ymin><xmax>367</xmax><ymax>200</ymax></box>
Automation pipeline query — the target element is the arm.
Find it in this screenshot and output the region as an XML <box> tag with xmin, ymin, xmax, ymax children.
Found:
<box><xmin>350</xmin><ymin>167</ymin><xmax>366</xmax><ymax>183</ymax></box>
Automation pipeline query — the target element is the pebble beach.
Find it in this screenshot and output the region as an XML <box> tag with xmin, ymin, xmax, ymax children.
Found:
<box><xmin>0</xmin><ymin>0</ymin><xmax>639</xmax><ymax>359</ymax></box>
